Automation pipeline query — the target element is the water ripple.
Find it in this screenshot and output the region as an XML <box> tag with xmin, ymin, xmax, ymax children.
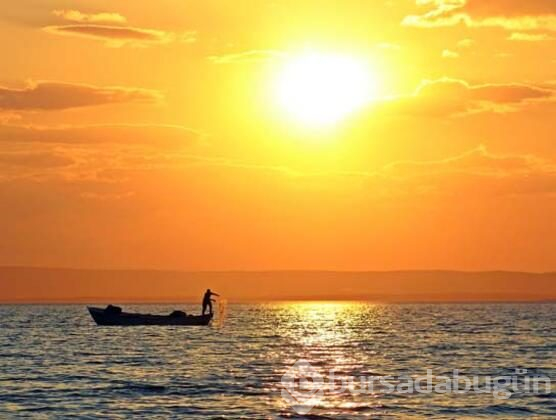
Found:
<box><xmin>0</xmin><ymin>303</ymin><xmax>554</xmax><ymax>418</ymax></box>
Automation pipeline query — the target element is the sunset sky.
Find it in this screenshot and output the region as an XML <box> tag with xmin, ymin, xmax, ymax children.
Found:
<box><xmin>1</xmin><ymin>0</ymin><xmax>555</xmax><ymax>272</ymax></box>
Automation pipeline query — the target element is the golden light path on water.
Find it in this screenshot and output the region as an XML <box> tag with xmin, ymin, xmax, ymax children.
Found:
<box><xmin>267</xmin><ymin>302</ymin><xmax>554</xmax><ymax>417</ymax></box>
<box><xmin>271</xmin><ymin>302</ymin><xmax>389</xmax><ymax>414</ymax></box>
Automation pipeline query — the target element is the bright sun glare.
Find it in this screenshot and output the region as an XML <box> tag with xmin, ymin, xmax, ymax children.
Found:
<box><xmin>275</xmin><ymin>52</ymin><xmax>376</xmax><ymax>128</ymax></box>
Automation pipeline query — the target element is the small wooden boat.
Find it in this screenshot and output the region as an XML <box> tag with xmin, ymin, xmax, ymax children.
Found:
<box><xmin>88</xmin><ymin>305</ymin><xmax>213</xmax><ymax>326</ymax></box>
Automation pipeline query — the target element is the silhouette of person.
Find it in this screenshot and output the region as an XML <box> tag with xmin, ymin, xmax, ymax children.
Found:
<box><xmin>202</xmin><ymin>289</ymin><xmax>219</xmax><ymax>315</ymax></box>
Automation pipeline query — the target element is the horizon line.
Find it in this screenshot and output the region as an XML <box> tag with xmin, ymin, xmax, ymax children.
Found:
<box><xmin>2</xmin><ymin>296</ymin><xmax>555</xmax><ymax>305</ymax></box>
<box><xmin>1</xmin><ymin>265</ymin><xmax>555</xmax><ymax>275</ymax></box>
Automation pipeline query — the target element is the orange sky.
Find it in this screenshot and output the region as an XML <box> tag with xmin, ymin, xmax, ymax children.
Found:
<box><xmin>1</xmin><ymin>0</ymin><xmax>556</xmax><ymax>273</ymax></box>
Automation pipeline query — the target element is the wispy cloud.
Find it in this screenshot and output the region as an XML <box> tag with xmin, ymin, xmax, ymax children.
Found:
<box><xmin>0</xmin><ymin>151</ymin><xmax>74</xmax><ymax>168</ymax></box>
<box><xmin>0</xmin><ymin>81</ymin><xmax>162</xmax><ymax>111</ymax></box>
<box><xmin>43</xmin><ymin>25</ymin><xmax>175</xmax><ymax>47</ymax></box>
<box><xmin>380</xmin><ymin>78</ymin><xmax>556</xmax><ymax>117</ymax></box>
<box><xmin>403</xmin><ymin>0</ymin><xmax>556</xmax><ymax>31</ymax></box>
<box><xmin>385</xmin><ymin>145</ymin><xmax>545</xmax><ymax>177</ymax></box>
<box><xmin>52</xmin><ymin>9</ymin><xmax>127</xmax><ymax>24</ymax></box>
<box><xmin>442</xmin><ymin>49</ymin><xmax>459</xmax><ymax>58</ymax></box>
<box><xmin>381</xmin><ymin>146</ymin><xmax>556</xmax><ymax>197</ymax></box>
<box><xmin>456</xmin><ymin>38</ymin><xmax>475</xmax><ymax>48</ymax></box>
<box><xmin>0</xmin><ymin>124</ymin><xmax>201</xmax><ymax>149</ymax></box>
<box><xmin>44</xmin><ymin>9</ymin><xmax>196</xmax><ymax>47</ymax></box>
<box><xmin>508</xmin><ymin>32</ymin><xmax>555</xmax><ymax>41</ymax></box>
<box><xmin>208</xmin><ymin>50</ymin><xmax>284</xmax><ymax>64</ymax></box>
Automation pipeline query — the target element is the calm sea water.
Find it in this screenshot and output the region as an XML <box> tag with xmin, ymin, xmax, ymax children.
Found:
<box><xmin>0</xmin><ymin>303</ymin><xmax>554</xmax><ymax>418</ymax></box>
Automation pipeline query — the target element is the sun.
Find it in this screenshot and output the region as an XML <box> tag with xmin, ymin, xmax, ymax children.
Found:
<box><xmin>274</xmin><ymin>52</ymin><xmax>376</xmax><ymax>128</ymax></box>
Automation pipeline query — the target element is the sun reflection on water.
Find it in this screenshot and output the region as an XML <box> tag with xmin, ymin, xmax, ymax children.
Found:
<box><xmin>270</xmin><ymin>301</ymin><xmax>389</xmax><ymax>415</ymax></box>
<box><xmin>272</xmin><ymin>301</ymin><xmax>384</xmax><ymax>374</ymax></box>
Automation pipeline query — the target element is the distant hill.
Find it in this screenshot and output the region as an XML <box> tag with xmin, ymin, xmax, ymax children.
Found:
<box><xmin>0</xmin><ymin>266</ymin><xmax>555</xmax><ymax>303</ymax></box>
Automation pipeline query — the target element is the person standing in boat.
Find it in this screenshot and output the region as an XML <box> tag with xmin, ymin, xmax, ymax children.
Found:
<box><xmin>202</xmin><ymin>289</ymin><xmax>220</xmax><ymax>315</ymax></box>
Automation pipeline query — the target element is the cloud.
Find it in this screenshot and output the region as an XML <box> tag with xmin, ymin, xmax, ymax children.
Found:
<box><xmin>1</xmin><ymin>139</ymin><xmax>554</xmax><ymax>215</ymax></box>
<box><xmin>179</xmin><ymin>31</ymin><xmax>198</xmax><ymax>44</ymax></box>
<box><xmin>0</xmin><ymin>112</ymin><xmax>21</xmax><ymax>124</ymax></box>
<box><xmin>457</xmin><ymin>38</ymin><xmax>475</xmax><ymax>48</ymax></box>
<box><xmin>442</xmin><ymin>49</ymin><xmax>459</xmax><ymax>58</ymax></box>
<box><xmin>381</xmin><ymin>146</ymin><xmax>556</xmax><ymax>197</ymax></box>
<box><xmin>460</xmin><ymin>0</ymin><xmax>556</xmax><ymax>18</ymax></box>
<box><xmin>382</xmin><ymin>78</ymin><xmax>556</xmax><ymax>117</ymax></box>
<box><xmin>0</xmin><ymin>124</ymin><xmax>201</xmax><ymax>148</ymax></box>
<box><xmin>0</xmin><ymin>81</ymin><xmax>162</xmax><ymax>111</ymax></box>
<box><xmin>441</xmin><ymin>39</ymin><xmax>473</xmax><ymax>59</ymax></box>
<box><xmin>386</xmin><ymin>145</ymin><xmax>545</xmax><ymax>176</ymax></box>
<box><xmin>45</xmin><ymin>9</ymin><xmax>196</xmax><ymax>47</ymax></box>
<box><xmin>88</xmin><ymin>147</ymin><xmax>556</xmax><ymax>198</ymax></box>
<box><xmin>44</xmin><ymin>24</ymin><xmax>175</xmax><ymax>47</ymax></box>
<box><xmin>52</xmin><ymin>9</ymin><xmax>127</xmax><ymax>24</ymax></box>
<box><xmin>508</xmin><ymin>32</ymin><xmax>555</xmax><ymax>41</ymax></box>
<box><xmin>403</xmin><ymin>0</ymin><xmax>556</xmax><ymax>31</ymax></box>
<box><xmin>0</xmin><ymin>151</ymin><xmax>74</xmax><ymax>168</ymax></box>
<box><xmin>80</xmin><ymin>191</ymin><xmax>135</xmax><ymax>200</ymax></box>
<box><xmin>208</xmin><ymin>50</ymin><xmax>284</xmax><ymax>64</ymax></box>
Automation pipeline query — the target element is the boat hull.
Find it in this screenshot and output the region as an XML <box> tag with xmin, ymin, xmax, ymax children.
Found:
<box><xmin>88</xmin><ymin>307</ymin><xmax>213</xmax><ymax>326</ymax></box>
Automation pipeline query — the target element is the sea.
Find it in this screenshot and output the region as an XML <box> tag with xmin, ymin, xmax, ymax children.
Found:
<box><xmin>0</xmin><ymin>303</ymin><xmax>554</xmax><ymax>418</ymax></box>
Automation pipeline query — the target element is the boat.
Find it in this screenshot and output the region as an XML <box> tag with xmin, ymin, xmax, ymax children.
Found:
<box><xmin>88</xmin><ymin>305</ymin><xmax>213</xmax><ymax>326</ymax></box>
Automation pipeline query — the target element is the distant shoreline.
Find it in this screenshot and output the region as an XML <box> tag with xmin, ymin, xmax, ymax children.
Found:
<box><xmin>1</xmin><ymin>266</ymin><xmax>555</xmax><ymax>303</ymax></box>
<box><xmin>1</xmin><ymin>300</ymin><xmax>555</xmax><ymax>305</ymax></box>
<box><xmin>1</xmin><ymin>265</ymin><xmax>555</xmax><ymax>274</ymax></box>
